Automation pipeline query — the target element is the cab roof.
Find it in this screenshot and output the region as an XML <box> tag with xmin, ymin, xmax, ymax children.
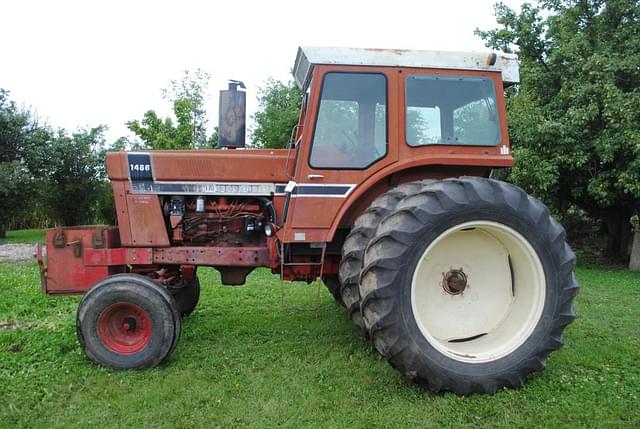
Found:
<box><xmin>293</xmin><ymin>46</ymin><xmax>520</xmax><ymax>90</ymax></box>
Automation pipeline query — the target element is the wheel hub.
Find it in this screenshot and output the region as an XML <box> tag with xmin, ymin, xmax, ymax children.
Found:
<box><xmin>122</xmin><ymin>317</ymin><xmax>137</xmax><ymax>331</ymax></box>
<box><xmin>442</xmin><ymin>269</ymin><xmax>467</xmax><ymax>295</ymax></box>
<box><xmin>97</xmin><ymin>303</ymin><xmax>152</xmax><ymax>355</ymax></box>
<box><xmin>411</xmin><ymin>220</ymin><xmax>546</xmax><ymax>363</ymax></box>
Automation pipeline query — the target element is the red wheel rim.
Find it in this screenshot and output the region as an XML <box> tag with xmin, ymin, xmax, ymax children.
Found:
<box><xmin>97</xmin><ymin>303</ymin><xmax>152</xmax><ymax>354</ymax></box>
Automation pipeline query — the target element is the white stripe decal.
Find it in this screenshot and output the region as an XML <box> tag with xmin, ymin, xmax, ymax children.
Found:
<box><xmin>129</xmin><ymin>179</ymin><xmax>356</xmax><ymax>198</ymax></box>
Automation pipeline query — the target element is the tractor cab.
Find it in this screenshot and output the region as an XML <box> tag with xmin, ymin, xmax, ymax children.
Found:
<box><xmin>292</xmin><ymin>47</ymin><xmax>519</xmax><ymax>157</ymax></box>
<box><xmin>279</xmin><ymin>47</ymin><xmax>519</xmax><ymax>243</ymax></box>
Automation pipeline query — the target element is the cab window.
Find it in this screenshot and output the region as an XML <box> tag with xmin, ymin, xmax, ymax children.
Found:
<box><xmin>406</xmin><ymin>75</ymin><xmax>500</xmax><ymax>146</ymax></box>
<box><xmin>310</xmin><ymin>73</ymin><xmax>387</xmax><ymax>169</ymax></box>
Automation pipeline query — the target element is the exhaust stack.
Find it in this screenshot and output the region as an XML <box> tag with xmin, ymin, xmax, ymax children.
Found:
<box><xmin>218</xmin><ymin>80</ymin><xmax>246</xmax><ymax>148</ymax></box>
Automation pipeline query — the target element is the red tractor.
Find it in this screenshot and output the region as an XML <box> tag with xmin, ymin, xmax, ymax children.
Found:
<box><xmin>37</xmin><ymin>47</ymin><xmax>578</xmax><ymax>395</ymax></box>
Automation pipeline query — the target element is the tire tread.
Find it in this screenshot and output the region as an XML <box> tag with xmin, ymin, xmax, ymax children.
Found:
<box><xmin>359</xmin><ymin>177</ymin><xmax>579</xmax><ymax>394</ymax></box>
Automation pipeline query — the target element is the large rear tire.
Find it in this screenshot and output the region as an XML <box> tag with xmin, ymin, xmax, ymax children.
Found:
<box><xmin>360</xmin><ymin>177</ymin><xmax>579</xmax><ymax>394</ymax></box>
<box><xmin>77</xmin><ymin>274</ymin><xmax>181</xmax><ymax>369</ymax></box>
<box><xmin>339</xmin><ymin>181</ymin><xmax>429</xmax><ymax>332</ymax></box>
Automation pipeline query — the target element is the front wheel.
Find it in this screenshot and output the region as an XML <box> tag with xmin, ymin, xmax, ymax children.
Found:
<box><xmin>360</xmin><ymin>177</ymin><xmax>579</xmax><ymax>394</ymax></box>
<box><xmin>173</xmin><ymin>276</ymin><xmax>201</xmax><ymax>317</ymax></box>
<box><xmin>77</xmin><ymin>274</ymin><xmax>181</xmax><ymax>369</ymax></box>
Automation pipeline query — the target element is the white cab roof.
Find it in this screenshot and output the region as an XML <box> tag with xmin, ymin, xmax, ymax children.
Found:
<box><xmin>293</xmin><ymin>46</ymin><xmax>520</xmax><ymax>89</ymax></box>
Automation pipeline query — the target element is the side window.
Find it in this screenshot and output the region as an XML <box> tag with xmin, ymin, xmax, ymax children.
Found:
<box><xmin>310</xmin><ymin>73</ymin><xmax>387</xmax><ymax>169</ymax></box>
<box><xmin>406</xmin><ymin>75</ymin><xmax>500</xmax><ymax>146</ymax></box>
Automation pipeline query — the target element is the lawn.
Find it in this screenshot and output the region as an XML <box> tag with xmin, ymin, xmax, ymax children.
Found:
<box><xmin>0</xmin><ymin>229</ymin><xmax>45</xmax><ymax>244</ymax></box>
<box><xmin>0</xmin><ymin>257</ymin><xmax>639</xmax><ymax>427</ymax></box>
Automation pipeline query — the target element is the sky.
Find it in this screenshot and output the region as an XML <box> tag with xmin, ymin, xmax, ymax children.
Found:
<box><xmin>0</xmin><ymin>0</ymin><xmax>522</xmax><ymax>144</ymax></box>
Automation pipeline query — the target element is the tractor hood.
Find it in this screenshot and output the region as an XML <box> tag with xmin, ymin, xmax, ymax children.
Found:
<box><xmin>106</xmin><ymin>150</ymin><xmax>292</xmax><ymax>184</ymax></box>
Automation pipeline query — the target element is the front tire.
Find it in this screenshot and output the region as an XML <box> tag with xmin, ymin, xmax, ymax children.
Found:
<box><xmin>173</xmin><ymin>276</ymin><xmax>201</xmax><ymax>317</ymax></box>
<box><xmin>77</xmin><ymin>274</ymin><xmax>181</xmax><ymax>369</ymax></box>
<box><xmin>360</xmin><ymin>177</ymin><xmax>579</xmax><ymax>394</ymax></box>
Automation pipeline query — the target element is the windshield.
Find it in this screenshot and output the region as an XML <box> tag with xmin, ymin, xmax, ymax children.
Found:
<box><xmin>309</xmin><ymin>72</ymin><xmax>387</xmax><ymax>169</ymax></box>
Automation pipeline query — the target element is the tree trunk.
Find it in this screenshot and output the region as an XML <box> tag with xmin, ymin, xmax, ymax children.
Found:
<box><xmin>630</xmin><ymin>217</ymin><xmax>640</xmax><ymax>272</ymax></box>
<box><xmin>603</xmin><ymin>208</ymin><xmax>633</xmax><ymax>259</ymax></box>
<box><xmin>630</xmin><ymin>231</ymin><xmax>640</xmax><ymax>271</ymax></box>
<box><xmin>0</xmin><ymin>224</ymin><xmax>5</xmax><ymax>239</ymax></box>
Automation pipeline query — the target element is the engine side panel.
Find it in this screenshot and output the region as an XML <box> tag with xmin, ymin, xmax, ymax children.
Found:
<box><xmin>126</xmin><ymin>193</ymin><xmax>170</xmax><ymax>247</ymax></box>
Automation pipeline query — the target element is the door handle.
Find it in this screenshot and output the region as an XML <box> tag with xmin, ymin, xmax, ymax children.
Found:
<box><xmin>307</xmin><ymin>174</ymin><xmax>324</xmax><ymax>180</ymax></box>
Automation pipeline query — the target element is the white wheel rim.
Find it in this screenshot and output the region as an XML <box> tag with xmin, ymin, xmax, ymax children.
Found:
<box><xmin>411</xmin><ymin>220</ymin><xmax>546</xmax><ymax>363</ymax></box>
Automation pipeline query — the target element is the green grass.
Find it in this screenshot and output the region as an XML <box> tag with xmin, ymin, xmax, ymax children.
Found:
<box><xmin>0</xmin><ymin>262</ymin><xmax>638</xmax><ymax>428</ymax></box>
<box><xmin>1</xmin><ymin>229</ymin><xmax>45</xmax><ymax>244</ymax></box>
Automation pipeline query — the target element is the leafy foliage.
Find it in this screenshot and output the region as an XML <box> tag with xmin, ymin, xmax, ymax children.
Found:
<box><xmin>128</xmin><ymin>69</ymin><xmax>215</xmax><ymax>150</ymax></box>
<box><xmin>0</xmin><ymin>89</ymin><xmax>111</xmax><ymax>230</ymax></box>
<box><xmin>2</xmin><ymin>69</ymin><xmax>219</xmax><ymax>231</ymax></box>
<box><xmin>41</xmin><ymin>127</ymin><xmax>107</xmax><ymax>226</ymax></box>
<box><xmin>0</xmin><ymin>90</ymin><xmax>47</xmax><ymax>235</ymax></box>
<box><xmin>164</xmin><ymin>69</ymin><xmax>211</xmax><ymax>149</ymax></box>
<box><xmin>251</xmin><ymin>79</ymin><xmax>302</xmax><ymax>148</ymax></box>
<box><xmin>0</xmin><ymin>90</ymin><xmax>30</xmax><ymax>164</ymax></box>
<box><xmin>0</xmin><ymin>161</ymin><xmax>32</xmax><ymax>236</ymax></box>
<box><xmin>127</xmin><ymin>109</ymin><xmax>186</xmax><ymax>150</ymax></box>
<box><xmin>477</xmin><ymin>0</ymin><xmax>640</xmax><ymax>257</ymax></box>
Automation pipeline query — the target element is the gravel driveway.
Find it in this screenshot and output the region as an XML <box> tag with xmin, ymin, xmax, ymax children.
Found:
<box><xmin>0</xmin><ymin>244</ymin><xmax>42</xmax><ymax>263</ymax></box>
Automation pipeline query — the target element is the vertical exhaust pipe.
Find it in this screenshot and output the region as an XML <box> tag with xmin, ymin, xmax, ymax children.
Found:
<box><xmin>218</xmin><ymin>80</ymin><xmax>246</xmax><ymax>148</ymax></box>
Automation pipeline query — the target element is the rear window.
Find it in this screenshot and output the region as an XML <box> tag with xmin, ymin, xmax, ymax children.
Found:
<box><xmin>406</xmin><ymin>75</ymin><xmax>500</xmax><ymax>146</ymax></box>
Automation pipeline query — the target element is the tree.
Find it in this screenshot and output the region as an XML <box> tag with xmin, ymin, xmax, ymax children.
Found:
<box><xmin>0</xmin><ymin>89</ymin><xmax>28</xmax><ymax>237</ymax></box>
<box><xmin>252</xmin><ymin>79</ymin><xmax>302</xmax><ymax>148</ymax></box>
<box><xmin>1</xmin><ymin>89</ymin><xmax>121</xmax><ymax>232</ymax></box>
<box><xmin>42</xmin><ymin>127</ymin><xmax>107</xmax><ymax>226</ymax></box>
<box><xmin>0</xmin><ymin>89</ymin><xmax>28</xmax><ymax>163</ymax></box>
<box><xmin>127</xmin><ymin>109</ymin><xmax>186</xmax><ymax>149</ymax></box>
<box><xmin>0</xmin><ymin>89</ymin><xmax>49</xmax><ymax>237</ymax></box>
<box><xmin>206</xmin><ymin>126</ymin><xmax>219</xmax><ymax>149</ymax></box>
<box><xmin>0</xmin><ymin>161</ymin><xmax>32</xmax><ymax>237</ymax></box>
<box><xmin>109</xmin><ymin>136</ymin><xmax>137</xmax><ymax>152</ymax></box>
<box><xmin>163</xmin><ymin>69</ymin><xmax>211</xmax><ymax>149</ymax></box>
<box><xmin>128</xmin><ymin>69</ymin><xmax>214</xmax><ymax>150</ymax></box>
<box><xmin>477</xmin><ymin>0</ymin><xmax>640</xmax><ymax>258</ymax></box>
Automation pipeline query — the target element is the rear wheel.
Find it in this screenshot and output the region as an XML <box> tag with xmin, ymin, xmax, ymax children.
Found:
<box><xmin>77</xmin><ymin>274</ymin><xmax>181</xmax><ymax>369</ymax></box>
<box><xmin>360</xmin><ymin>177</ymin><xmax>579</xmax><ymax>394</ymax></box>
<box><xmin>339</xmin><ymin>181</ymin><xmax>429</xmax><ymax>332</ymax></box>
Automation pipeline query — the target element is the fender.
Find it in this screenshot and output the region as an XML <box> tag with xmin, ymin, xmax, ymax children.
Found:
<box><xmin>325</xmin><ymin>153</ymin><xmax>513</xmax><ymax>242</ymax></box>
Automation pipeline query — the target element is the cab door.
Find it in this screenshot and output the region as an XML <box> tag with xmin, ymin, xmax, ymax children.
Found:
<box><xmin>283</xmin><ymin>66</ymin><xmax>399</xmax><ymax>243</ymax></box>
